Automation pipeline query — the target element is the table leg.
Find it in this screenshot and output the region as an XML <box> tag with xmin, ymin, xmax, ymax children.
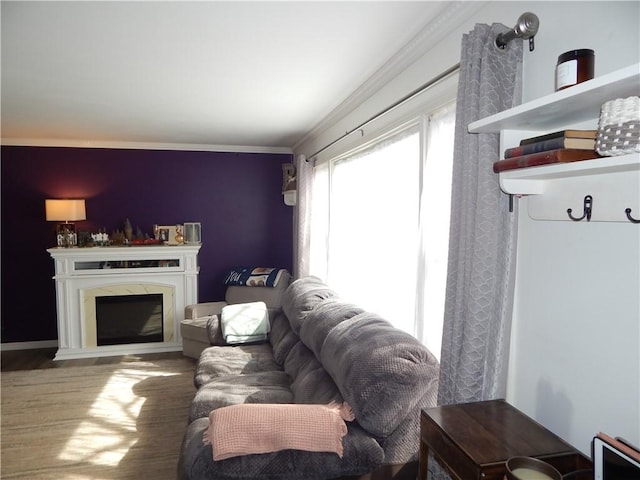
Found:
<box><xmin>418</xmin><ymin>440</ymin><xmax>428</xmax><ymax>480</ymax></box>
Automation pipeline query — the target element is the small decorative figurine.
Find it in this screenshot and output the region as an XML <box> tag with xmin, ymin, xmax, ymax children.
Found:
<box><xmin>175</xmin><ymin>224</ymin><xmax>184</xmax><ymax>244</ymax></box>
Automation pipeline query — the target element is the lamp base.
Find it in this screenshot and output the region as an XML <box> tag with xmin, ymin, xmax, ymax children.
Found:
<box><xmin>56</xmin><ymin>223</ymin><xmax>77</xmax><ymax>247</ymax></box>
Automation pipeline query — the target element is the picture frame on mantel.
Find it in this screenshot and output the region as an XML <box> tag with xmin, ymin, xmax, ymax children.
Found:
<box><xmin>157</xmin><ymin>225</ymin><xmax>179</xmax><ymax>245</ymax></box>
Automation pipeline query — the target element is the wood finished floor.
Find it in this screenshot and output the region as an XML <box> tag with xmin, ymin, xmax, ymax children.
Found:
<box><xmin>2</xmin><ymin>348</ymin><xmax>197</xmax><ymax>479</ymax></box>
<box><xmin>1</xmin><ymin>347</ymin><xmax>189</xmax><ymax>371</ymax></box>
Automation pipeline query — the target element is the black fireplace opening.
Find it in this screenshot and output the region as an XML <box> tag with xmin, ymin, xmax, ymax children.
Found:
<box><xmin>96</xmin><ymin>294</ymin><xmax>163</xmax><ymax>346</ymax></box>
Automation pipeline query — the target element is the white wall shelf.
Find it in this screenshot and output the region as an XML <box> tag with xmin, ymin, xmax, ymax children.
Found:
<box><xmin>468</xmin><ymin>63</ymin><xmax>640</xmax><ymax>222</ymax></box>
<box><xmin>469</xmin><ymin>63</ymin><xmax>639</xmax><ymax>133</ymax></box>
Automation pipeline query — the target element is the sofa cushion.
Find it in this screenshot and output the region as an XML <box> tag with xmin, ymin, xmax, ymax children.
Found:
<box><xmin>290</xmin><ymin>364</ymin><xmax>344</xmax><ymax>405</ymax></box>
<box><xmin>195</xmin><ymin>344</ymin><xmax>281</xmax><ymax>388</ymax></box>
<box><xmin>281</xmin><ymin>276</ymin><xmax>338</xmax><ymax>335</ymax></box>
<box><xmin>320</xmin><ymin>312</ymin><xmax>440</xmax><ymax>438</ymax></box>
<box><xmin>282</xmin><ymin>338</ymin><xmax>344</xmax><ymax>405</ymax></box>
<box><xmin>378</xmin><ymin>412</ymin><xmax>425</xmax><ymax>464</ymax></box>
<box><xmin>206</xmin><ymin>315</ymin><xmax>226</xmax><ymax>345</ymax></box>
<box><xmin>179</xmin><ymin>417</ymin><xmax>384</xmax><ymax>480</ymax></box>
<box><xmin>189</xmin><ymin>371</ymin><xmax>293</xmax><ymax>422</ymax></box>
<box><xmin>299</xmin><ymin>299</ymin><xmax>365</xmax><ymax>359</ymax></box>
<box><xmin>269</xmin><ymin>311</ymin><xmax>299</xmax><ymax>366</ymax></box>
<box><xmin>282</xmin><ymin>341</ymin><xmax>315</xmax><ymax>379</ymax></box>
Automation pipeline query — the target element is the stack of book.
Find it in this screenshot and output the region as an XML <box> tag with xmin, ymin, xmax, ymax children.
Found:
<box><xmin>493</xmin><ymin>129</ymin><xmax>601</xmax><ymax>173</ymax></box>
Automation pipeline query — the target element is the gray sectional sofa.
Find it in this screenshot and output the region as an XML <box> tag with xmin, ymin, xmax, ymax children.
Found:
<box><xmin>178</xmin><ymin>276</ymin><xmax>440</xmax><ymax>480</ymax></box>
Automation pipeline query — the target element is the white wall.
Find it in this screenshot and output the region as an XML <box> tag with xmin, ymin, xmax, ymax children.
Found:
<box><xmin>504</xmin><ymin>1</ymin><xmax>640</xmax><ymax>455</ymax></box>
<box><xmin>508</xmin><ymin>209</ymin><xmax>640</xmax><ymax>455</ymax></box>
<box><xmin>296</xmin><ymin>1</ymin><xmax>640</xmax><ymax>456</ymax></box>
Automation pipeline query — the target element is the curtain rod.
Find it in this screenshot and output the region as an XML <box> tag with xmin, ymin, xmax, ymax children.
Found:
<box><xmin>306</xmin><ymin>62</ymin><xmax>460</xmax><ymax>162</ymax></box>
<box><xmin>304</xmin><ymin>11</ymin><xmax>539</xmax><ymax>163</ymax></box>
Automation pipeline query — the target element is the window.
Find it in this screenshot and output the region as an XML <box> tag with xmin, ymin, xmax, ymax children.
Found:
<box><xmin>309</xmin><ymin>101</ymin><xmax>456</xmax><ymax>360</ymax></box>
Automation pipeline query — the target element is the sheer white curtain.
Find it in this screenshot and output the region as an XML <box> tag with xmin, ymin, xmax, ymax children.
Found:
<box><xmin>294</xmin><ymin>154</ymin><xmax>314</xmax><ymax>278</ymax></box>
<box><xmin>328</xmin><ymin>126</ymin><xmax>421</xmax><ymax>335</ymax></box>
<box><xmin>306</xmin><ymin>103</ymin><xmax>455</xmax><ymax>354</ymax></box>
<box><xmin>416</xmin><ymin>102</ymin><xmax>456</xmax><ymax>358</ymax></box>
<box><xmin>308</xmin><ymin>160</ymin><xmax>329</xmax><ymax>279</ymax></box>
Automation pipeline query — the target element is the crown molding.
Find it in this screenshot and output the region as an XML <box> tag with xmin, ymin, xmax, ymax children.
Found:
<box><xmin>0</xmin><ymin>137</ymin><xmax>293</xmax><ymax>155</ymax></box>
<box><xmin>293</xmin><ymin>1</ymin><xmax>487</xmax><ymax>151</ymax></box>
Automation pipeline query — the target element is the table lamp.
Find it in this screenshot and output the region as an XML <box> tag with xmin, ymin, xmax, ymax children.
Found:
<box><xmin>45</xmin><ymin>199</ymin><xmax>86</xmax><ymax>247</ymax></box>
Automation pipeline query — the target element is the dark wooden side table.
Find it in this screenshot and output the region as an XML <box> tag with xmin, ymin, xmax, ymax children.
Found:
<box><xmin>419</xmin><ymin>399</ymin><xmax>592</xmax><ymax>480</ymax></box>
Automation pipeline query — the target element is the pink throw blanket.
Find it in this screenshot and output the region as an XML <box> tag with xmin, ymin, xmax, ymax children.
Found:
<box><xmin>202</xmin><ymin>402</ymin><xmax>354</xmax><ymax>461</ymax></box>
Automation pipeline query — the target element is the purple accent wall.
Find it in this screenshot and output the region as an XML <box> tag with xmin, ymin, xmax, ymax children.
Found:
<box><xmin>1</xmin><ymin>146</ymin><xmax>293</xmax><ymax>343</ymax></box>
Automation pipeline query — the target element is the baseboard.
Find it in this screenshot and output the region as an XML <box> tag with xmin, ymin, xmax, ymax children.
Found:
<box><xmin>0</xmin><ymin>340</ymin><xmax>58</xmax><ymax>351</ymax></box>
<box><xmin>53</xmin><ymin>342</ymin><xmax>182</xmax><ymax>360</ymax></box>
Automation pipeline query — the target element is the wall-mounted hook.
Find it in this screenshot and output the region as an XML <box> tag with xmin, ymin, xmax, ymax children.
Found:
<box><xmin>625</xmin><ymin>208</ymin><xmax>640</xmax><ymax>224</ymax></box>
<box><xmin>567</xmin><ymin>195</ymin><xmax>593</xmax><ymax>221</ymax></box>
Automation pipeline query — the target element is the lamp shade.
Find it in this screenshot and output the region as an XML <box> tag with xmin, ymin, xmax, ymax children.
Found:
<box><xmin>45</xmin><ymin>199</ymin><xmax>86</xmax><ymax>222</ymax></box>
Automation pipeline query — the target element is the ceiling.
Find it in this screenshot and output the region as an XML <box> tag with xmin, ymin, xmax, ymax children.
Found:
<box><xmin>1</xmin><ymin>1</ymin><xmax>451</xmax><ymax>152</ymax></box>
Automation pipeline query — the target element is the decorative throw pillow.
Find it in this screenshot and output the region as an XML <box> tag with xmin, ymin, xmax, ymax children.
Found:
<box><xmin>223</xmin><ymin>267</ymin><xmax>286</xmax><ymax>287</ymax></box>
<box><xmin>220</xmin><ymin>301</ymin><xmax>269</xmax><ymax>344</ymax></box>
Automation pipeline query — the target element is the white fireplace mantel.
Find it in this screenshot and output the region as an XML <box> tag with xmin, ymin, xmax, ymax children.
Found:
<box><xmin>47</xmin><ymin>245</ymin><xmax>200</xmax><ymax>360</ymax></box>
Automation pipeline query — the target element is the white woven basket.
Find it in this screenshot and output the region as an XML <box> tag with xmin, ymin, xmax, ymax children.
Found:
<box><xmin>596</xmin><ymin>96</ymin><xmax>640</xmax><ymax>156</ymax></box>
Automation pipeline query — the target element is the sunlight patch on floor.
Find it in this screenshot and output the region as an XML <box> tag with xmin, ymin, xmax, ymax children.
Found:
<box><xmin>58</xmin><ymin>365</ymin><xmax>178</xmax><ymax>466</ymax></box>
